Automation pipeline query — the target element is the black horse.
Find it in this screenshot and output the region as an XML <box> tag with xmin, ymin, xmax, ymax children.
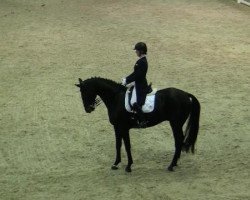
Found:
<box><xmin>75</xmin><ymin>77</ymin><xmax>200</xmax><ymax>172</ymax></box>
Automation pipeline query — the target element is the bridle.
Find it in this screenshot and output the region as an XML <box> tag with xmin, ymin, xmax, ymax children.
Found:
<box><xmin>91</xmin><ymin>97</ymin><xmax>102</xmax><ymax>109</ymax></box>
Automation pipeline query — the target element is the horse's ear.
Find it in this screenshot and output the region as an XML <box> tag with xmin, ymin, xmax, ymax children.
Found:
<box><xmin>79</xmin><ymin>78</ymin><xmax>83</xmax><ymax>83</ymax></box>
<box><xmin>75</xmin><ymin>84</ymin><xmax>80</xmax><ymax>87</ymax></box>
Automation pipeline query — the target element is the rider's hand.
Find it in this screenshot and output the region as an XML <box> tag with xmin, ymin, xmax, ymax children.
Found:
<box><xmin>121</xmin><ymin>78</ymin><xmax>127</xmax><ymax>86</ymax></box>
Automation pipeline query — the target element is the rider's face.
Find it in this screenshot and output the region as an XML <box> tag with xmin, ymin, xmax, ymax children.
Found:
<box><xmin>135</xmin><ymin>50</ymin><xmax>140</xmax><ymax>57</ymax></box>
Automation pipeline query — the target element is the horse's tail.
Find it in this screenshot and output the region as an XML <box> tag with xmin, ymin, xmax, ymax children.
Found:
<box><xmin>183</xmin><ymin>94</ymin><xmax>201</xmax><ymax>153</ymax></box>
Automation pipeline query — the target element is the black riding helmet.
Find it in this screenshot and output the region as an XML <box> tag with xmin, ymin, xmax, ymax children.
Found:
<box><xmin>134</xmin><ymin>42</ymin><xmax>147</xmax><ymax>54</ymax></box>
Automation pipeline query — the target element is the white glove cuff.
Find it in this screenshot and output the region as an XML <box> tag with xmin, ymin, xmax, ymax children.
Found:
<box><xmin>121</xmin><ymin>78</ymin><xmax>127</xmax><ymax>86</ymax></box>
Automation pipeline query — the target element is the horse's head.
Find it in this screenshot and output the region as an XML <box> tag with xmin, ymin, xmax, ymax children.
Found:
<box><xmin>75</xmin><ymin>78</ymin><xmax>99</xmax><ymax>113</ymax></box>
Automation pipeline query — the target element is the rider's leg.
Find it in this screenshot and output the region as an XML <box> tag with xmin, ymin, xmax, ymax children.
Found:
<box><xmin>133</xmin><ymin>103</ymin><xmax>147</xmax><ymax>128</ymax></box>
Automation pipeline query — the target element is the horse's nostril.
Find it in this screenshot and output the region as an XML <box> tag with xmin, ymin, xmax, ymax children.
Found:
<box><xmin>85</xmin><ymin>105</ymin><xmax>94</xmax><ymax>113</ymax></box>
<box><xmin>85</xmin><ymin>107</ymin><xmax>91</xmax><ymax>113</ymax></box>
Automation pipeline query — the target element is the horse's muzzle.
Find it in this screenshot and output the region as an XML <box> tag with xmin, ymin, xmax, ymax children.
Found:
<box><xmin>85</xmin><ymin>105</ymin><xmax>95</xmax><ymax>113</ymax></box>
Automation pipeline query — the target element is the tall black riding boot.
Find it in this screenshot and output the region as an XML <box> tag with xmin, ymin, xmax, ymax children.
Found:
<box><xmin>133</xmin><ymin>103</ymin><xmax>147</xmax><ymax>128</ymax></box>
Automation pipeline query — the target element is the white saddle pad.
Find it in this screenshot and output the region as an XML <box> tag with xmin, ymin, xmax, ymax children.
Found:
<box><xmin>125</xmin><ymin>88</ymin><xmax>157</xmax><ymax>113</ymax></box>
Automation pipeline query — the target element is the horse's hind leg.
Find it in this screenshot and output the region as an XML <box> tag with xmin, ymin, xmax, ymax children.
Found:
<box><xmin>168</xmin><ymin>121</ymin><xmax>184</xmax><ymax>171</ymax></box>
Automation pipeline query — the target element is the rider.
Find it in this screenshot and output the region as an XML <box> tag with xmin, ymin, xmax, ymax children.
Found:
<box><xmin>122</xmin><ymin>42</ymin><xmax>149</xmax><ymax>127</ymax></box>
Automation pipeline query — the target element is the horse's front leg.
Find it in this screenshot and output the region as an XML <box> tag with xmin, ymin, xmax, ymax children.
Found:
<box><xmin>111</xmin><ymin>126</ymin><xmax>122</xmax><ymax>170</ymax></box>
<box><xmin>122</xmin><ymin>130</ymin><xmax>133</xmax><ymax>172</ymax></box>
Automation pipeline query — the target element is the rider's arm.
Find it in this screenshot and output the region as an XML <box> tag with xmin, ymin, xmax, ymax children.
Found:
<box><xmin>126</xmin><ymin>60</ymin><xmax>146</xmax><ymax>84</ymax></box>
<box><xmin>125</xmin><ymin>71</ymin><xmax>135</xmax><ymax>84</ymax></box>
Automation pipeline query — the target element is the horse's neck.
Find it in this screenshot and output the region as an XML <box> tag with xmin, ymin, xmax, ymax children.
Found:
<box><xmin>95</xmin><ymin>80</ymin><xmax>119</xmax><ymax>108</ymax></box>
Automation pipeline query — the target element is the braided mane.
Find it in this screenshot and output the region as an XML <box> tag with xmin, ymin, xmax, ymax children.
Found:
<box><xmin>84</xmin><ymin>77</ymin><xmax>127</xmax><ymax>92</ymax></box>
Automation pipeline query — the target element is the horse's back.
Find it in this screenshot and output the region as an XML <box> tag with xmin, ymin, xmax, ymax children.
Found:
<box><xmin>155</xmin><ymin>87</ymin><xmax>192</xmax><ymax>109</ymax></box>
<box><xmin>157</xmin><ymin>87</ymin><xmax>190</xmax><ymax>99</ymax></box>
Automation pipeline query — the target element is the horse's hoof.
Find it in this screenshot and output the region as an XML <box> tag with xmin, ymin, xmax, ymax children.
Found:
<box><xmin>125</xmin><ymin>167</ymin><xmax>132</xmax><ymax>173</ymax></box>
<box><xmin>167</xmin><ymin>166</ymin><xmax>174</xmax><ymax>172</ymax></box>
<box><xmin>111</xmin><ymin>165</ymin><xmax>119</xmax><ymax>170</ymax></box>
